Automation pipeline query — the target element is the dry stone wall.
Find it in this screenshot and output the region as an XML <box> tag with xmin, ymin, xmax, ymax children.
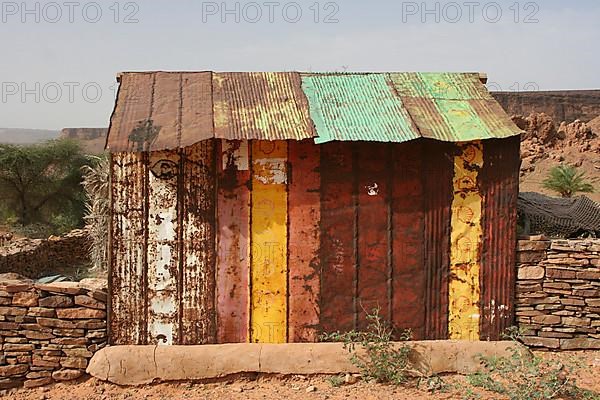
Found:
<box><xmin>516</xmin><ymin>238</ymin><xmax>600</xmax><ymax>350</ymax></box>
<box><xmin>0</xmin><ymin>276</ymin><xmax>107</xmax><ymax>390</ymax></box>
<box><xmin>0</xmin><ymin>229</ymin><xmax>91</xmax><ymax>279</ymax></box>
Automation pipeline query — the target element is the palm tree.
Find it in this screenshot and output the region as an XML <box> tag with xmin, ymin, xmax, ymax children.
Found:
<box><xmin>543</xmin><ymin>165</ymin><xmax>595</xmax><ymax>198</ymax></box>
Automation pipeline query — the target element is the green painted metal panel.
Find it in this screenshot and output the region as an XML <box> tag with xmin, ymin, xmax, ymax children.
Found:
<box><xmin>386</xmin><ymin>73</ymin><xmax>522</xmax><ymax>142</ymax></box>
<box><xmin>301</xmin><ymin>74</ymin><xmax>420</xmax><ymax>144</ymax></box>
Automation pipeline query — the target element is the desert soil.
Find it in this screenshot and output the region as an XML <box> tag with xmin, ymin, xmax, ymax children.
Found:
<box><xmin>4</xmin><ymin>350</ymin><xmax>600</xmax><ymax>400</ymax></box>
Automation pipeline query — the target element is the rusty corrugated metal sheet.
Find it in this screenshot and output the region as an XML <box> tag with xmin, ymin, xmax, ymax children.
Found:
<box><xmin>391</xmin><ymin>141</ymin><xmax>426</xmax><ymax>340</ymax></box>
<box><xmin>216</xmin><ymin>140</ymin><xmax>250</xmax><ymax>343</ymax></box>
<box><xmin>480</xmin><ymin>137</ymin><xmax>520</xmax><ymax>340</ymax></box>
<box><xmin>250</xmin><ymin>141</ymin><xmax>288</xmax><ymax>343</ymax></box>
<box><xmin>109</xmin><ymin>152</ymin><xmax>148</xmax><ymax>345</ymax></box>
<box><xmin>213</xmin><ymin>73</ymin><xmax>316</xmax><ymax>141</ymax></box>
<box><xmin>388</xmin><ymin>73</ymin><xmax>522</xmax><ymax>142</ymax></box>
<box><xmin>288</xmin><ymin>140</ymin><xmax>321</xmax><ymax>342</ymax></box>
<box><xmin>356</xmin><ymin>143</ymin><xmax>391</xmax><ymax>330</ymax></box>
<box><xmin>448</xmin><ymin>142</ymin><xmax>484</xmax><ymax>340</ymax></box>
<box><xmin>107</xmin><ymin>72</ymin><xmax>214</xmax><ymax>152</ymax></box>
<box><xmin>319</xmin><ymin>142</ymin><xmax>356</xmax><ymax>334</ymax></box>
<box><xmin>107</xmin><ymin>71</ymin><xmax>522</xmax><ymax>150</ymax></box>
<box><xmin>301</xmin><ymin>74</ymin><xmax>421</xmax><ymax>144</ymax></box>
<box><xmin>180</xmin><ymin>141</ymin><xmax>217</xmax><ymax>344</ymax></box>
<box><xmin>422</xmin><ymin>140</ymin><xmax>453</xmax><ymax>340</ymax></box>
<box><xmin>147</xmin><ymin>150</ymin><xmax>181</xmax><ymax>345</ymax></box>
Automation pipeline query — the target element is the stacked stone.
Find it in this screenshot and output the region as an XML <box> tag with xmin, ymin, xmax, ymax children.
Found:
<box><xmin>0</xmin><ymin>278</ymin><xmax>107</xmax><ymax>389</ymax></box>
<box><xmin>0</xmin><ymin>229</ymin><xmax>91</xmax><ymax>278</ymax></box>
<box><xmin>516</xmin><ymin>238</ymin><xmax>600</xmax><ymax>350</ymax></box>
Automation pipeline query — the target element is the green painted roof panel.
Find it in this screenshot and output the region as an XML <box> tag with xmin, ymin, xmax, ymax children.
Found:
<box><xmin>301</xmin><ymin>74</ymin><xmax>421</xmax><ymax>144</ymax></box>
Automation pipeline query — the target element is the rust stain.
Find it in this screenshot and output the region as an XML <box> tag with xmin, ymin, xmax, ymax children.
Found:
<box><xmin>288</xmin><ymin>140</ymin><xmax>321</xmax><ymax>342</ymax></box>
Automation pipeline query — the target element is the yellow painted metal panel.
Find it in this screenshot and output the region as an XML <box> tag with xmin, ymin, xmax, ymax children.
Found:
<box><xmin>448</xmin><ymin>142</ymin><xmax>484</xmax><ymax>340</ymax></box>
<box><xmin>250</xmin><ymin>140</ymin><xmax>288</xmax><ymax>343</ymax></box>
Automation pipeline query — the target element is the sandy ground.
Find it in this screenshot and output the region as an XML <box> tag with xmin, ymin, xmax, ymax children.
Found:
<box><xmin>4</xmin><ymin>351</ymin><xmax>600</xmax><ymax>400</ymax></box>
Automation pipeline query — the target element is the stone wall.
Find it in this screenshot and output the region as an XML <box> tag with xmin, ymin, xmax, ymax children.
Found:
<box><xmin>516</xmin><ymin>238</ymin><xmax>600</xmax><ymax>350</ymax></box>
<box><xmin>0</xmin><ymin>276</ymin><xmax>107</xmax><ymax>389</ymax></box>
<box><xmin>0</xmin><ymin>229</ymin><xmax>91</xmax><ymax>279</ymax></box>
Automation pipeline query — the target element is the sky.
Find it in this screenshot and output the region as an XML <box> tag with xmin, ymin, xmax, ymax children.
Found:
<box><xmin>1</xmin><ymin>0</ymin><xmax>599</xmax><ymax>130</ymax></box>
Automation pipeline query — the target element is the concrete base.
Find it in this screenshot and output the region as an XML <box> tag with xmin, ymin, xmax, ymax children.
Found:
<box><xmin>87</xmin><ymin>341</ymin><xmax>524</xmax><ymax>386</ymax></box>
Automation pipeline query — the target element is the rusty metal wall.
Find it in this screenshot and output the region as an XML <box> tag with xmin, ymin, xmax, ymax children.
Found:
<box><xmin>109</xmin><ymin>152</ymin><xmax>148</xmax><ymax>345</ymax></box>
<box><xmin>180</xmin><ymin>141</ymin><xmax>217</xmax><ymax>344</ymax></box>
<box><xmin>110</xmin><ymin>138</ymin><xmax>518</xmax><ymax>344</ymax></box>
<box><xmin>391</xmin><ymin>141</ymin><xmax>426</xmax><ymax>340</ymax></box>
<box><xmin>422</xmin><ymin>140</ymin><xmax>454</xmax><ymax>340</ymax></box>
<box><xmin>480</xmin><ymin>137</ymin><xmax>520</xmax><ymax>340</ymax></box>
<box><xmin>216</xmin><ymin>140</ymin><xmax>250</xmax><ymax>343</ymax></box>
<box><xmin>288</xmin><ymin>140</ymin><xmax>321</xmax><ymax>342</ymax></box>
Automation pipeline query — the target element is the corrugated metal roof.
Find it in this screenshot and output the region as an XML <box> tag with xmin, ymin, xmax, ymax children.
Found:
<box><xmin>213</xmin><ymin>72</ymin><xmax>315</xmax><ymax>141</ymax></box>
<box><xmin>301</xmin><ymin>73</ymin><xmax>420</xmax><ymax>144</ymax></box>
<box><xmin>106</xmin><ymin>71</ymin><xmax>522</xmax><ymax>152</ymax></box>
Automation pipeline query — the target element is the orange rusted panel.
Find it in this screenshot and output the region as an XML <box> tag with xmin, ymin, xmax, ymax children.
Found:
<box><xmin>391</xmin><ymin>141</ymin><xmax>426</xmax><ymax>340</ymax></box>
<box><xmin>356</xmin><ymin>143</ymin><xmax>390</xmax><ymax>330</ymax></box>
<box><xmin>146</xmin><ymin>150</ymin><xmax>181</xmax><ymax>345</ymax></box>
<box><xmin>319</xmin><ymin>142</ymin><xmax>356</xmax><ymax>334</ymax></box>
<box><xmin>216</xmin><ymin>139</ymin><xmax>251</xmax><ymax>343</ymax></box>
<box><xmin>109</xmin><ymin>152</ymin><xmax>148</xmax><ymax>345</ymax></box>
<box><xmin>288</xmin><ymin>140</ymin><xmax>321</xmax><ymax>342</ymax></box>
<box><xmin>181</xmin><ymin>140</ymin><xmax>217</xmax><ymax>344</ymax></box>
<box><xmin>480</xmin><ymin>137</ymin><xmax>520</xmax><ymax>340</ymax></box>
<box><xmin>250</xmin><ymin>141</ymin><xmax>288</xmax><ymax>343</ymax></box>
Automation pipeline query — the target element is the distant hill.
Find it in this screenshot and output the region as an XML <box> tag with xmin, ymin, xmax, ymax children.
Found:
<box><xmin>0</xmin><ymin>128</ymin><xmax>107</xmax><ymax>154</ymax></box>
<box><xmin>0</xmin><ymin>129</ymin><xmax>60</xmax><ymax>144</ymax></box>
<box><xmin>59</xmin><ymin>128</ymin><xmax>107</xmax><ymax>154</ymax></box>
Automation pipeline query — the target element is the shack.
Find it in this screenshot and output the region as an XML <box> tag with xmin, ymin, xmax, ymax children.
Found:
<box><xmin>105</xmin><ymin>72</ymin><xmax>522</xmax><ymax>345</ymax></box>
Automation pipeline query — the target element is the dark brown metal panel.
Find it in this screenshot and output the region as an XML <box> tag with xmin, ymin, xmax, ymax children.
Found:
<box><xmin>180</xmin><ymin>140</ymin><xmax>217</xmax><ymax>344</ymax></box>
<box><xmin>107</xmin><ymin>73</ymin><xmax>155</xmax><ymax>153</ymax></box>
<box><xmin>216</xmin><ymin>139</ymin><xmax>250</xmax><ymax>343</ymax></box>
<box><xmin>109</xmin><ymin>152</ymin><xmax>148</xmax><ymax>345</ymax></box>
<box><xmin>480</xmin><ymin>137</ymin><xmax>521</xmax><ymax>340</ymax></box>
<box><xmin>320</xmin><ymin>142</ymin><xmax>356</xmax><ymax>334</ymax></box>
<box><xmin>288</xmin><ymin>140</ymin><xmax>321</xmax><ymax>342</ymax></box>
<box><xmin>422</xmin><ymin>140</ymin><xmax>454</xmax><ymax>340</ymax></box>
<box><xmin>391</xmin><ymin>141</ymin><xmax>426</xmax><ymax>340</ymax></box>
<box><xmin>151</xmin><ymin>72</ymin><xmax>183</xmax><ymax>151</ymax></box>
<box><xmin>356</xmin><ymin>143</ymin><xmax>390</xmax><ymax>330</ymax></box>
<box><xmin>180</xmin><ymin>72</ymin><xmax>214</xmax><ymax>144</ymax></box>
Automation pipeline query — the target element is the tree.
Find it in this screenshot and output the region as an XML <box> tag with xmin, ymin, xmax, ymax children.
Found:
<box><xmin>0</xmin><ymin>139</ymin><xmax>89</xmax><ymax>229</ymax></box>
<box><xmin>543</xmin><ymin>164</ymin><xmax>595</xmax><ymax>198</ymax></box>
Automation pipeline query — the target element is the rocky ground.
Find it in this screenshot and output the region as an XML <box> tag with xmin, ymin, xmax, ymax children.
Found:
<box><xmin>3</xmin><ymin>351</ymin><xmax>600</xmax><ymax>400</ymax></box>
<box><xmin>517</xmin><ymin>113</ymin><xmax>600</xmax><ymax>202</ymax></box>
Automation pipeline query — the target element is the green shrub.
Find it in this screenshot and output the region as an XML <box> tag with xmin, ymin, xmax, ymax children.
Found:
<box><xmin>320</xmin><ymin>308</ymin><xmax>413</xmax><ymax>385</ymax></box>
<box><xmin>467</xmin><ymin>327</ymin><xmax>600</xmax><ymax>400</ymax></box>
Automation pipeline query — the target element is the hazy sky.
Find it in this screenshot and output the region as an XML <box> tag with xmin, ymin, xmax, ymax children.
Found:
<box><xmin>1</xmin><ymin>0</ymin><xmax>599</xmax><ymax>129</ymax></box>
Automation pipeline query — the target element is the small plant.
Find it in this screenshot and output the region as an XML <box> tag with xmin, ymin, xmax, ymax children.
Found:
<box><xmin>467</xmin><ymin>327</ymin><xmax>600</xmax><ymax>400</ymax></box>
<box><xmin>320</xmin><ymin>308</ymin><xmax>414</xmax><ymax>386</ymax></box>
<box><xmin>326</xmin><ymin>374</ymin><xmax>345</xmax><ymax>388</ymax></box>
<box><xmin>543</xmin><ymin>164</ymin><xmax>595</xmax><ymax>198</ymax></box>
